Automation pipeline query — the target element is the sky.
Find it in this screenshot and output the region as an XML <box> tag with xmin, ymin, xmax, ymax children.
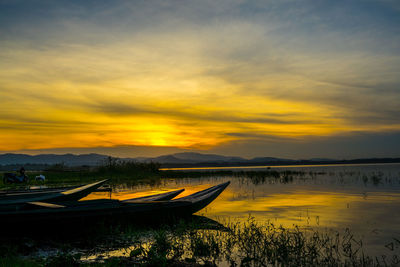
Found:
<box><xmin>0</xmin><ymin>0</ymin><xmax>399</xmax><ymax>159</ymax></box>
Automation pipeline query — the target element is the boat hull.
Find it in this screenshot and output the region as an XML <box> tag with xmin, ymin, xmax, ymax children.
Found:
<box><xmin>0</xmin><ymin>182</ymin><xmax>229</xmax><ymax>229</ymax></box>
<box><xmin>0</xmin><ymin>179</ymin><xmax>108</xmax><ymax>208</ymax></box>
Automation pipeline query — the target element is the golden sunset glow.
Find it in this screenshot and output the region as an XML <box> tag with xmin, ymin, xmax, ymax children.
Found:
<box><xmin>1</xmin><ymin>1</ymin><xmax>399</xmax><ymax>158</ymax></box>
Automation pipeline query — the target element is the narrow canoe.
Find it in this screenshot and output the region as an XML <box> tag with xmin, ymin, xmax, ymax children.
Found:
<box><xmin>121</xmin><ymin>188</ymin><xmax>184</xmax><ymax>202</ymax></box>
<box><xmin>0</xmin><ymin>179</ymin><xmax>108</xmax><ymax>206</ymax></box>
<box><xmin>0</xmin><ymin>185</ymin><xmax>82</xmax><ymax>201</ymax></box>
<box><xmin>0</xmin><ymin>182</ymin><xmax>229</xmax><ymax>225</ymax></box>
<box><xmin>0</xmin><ymin>185</ymin><xmax>79</xmax><ymax>195</ymax></box>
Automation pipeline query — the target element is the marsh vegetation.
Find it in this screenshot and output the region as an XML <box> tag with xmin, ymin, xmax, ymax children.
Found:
<box><xmin>1</xmin><ymin>218</ymin><xmax>399</xmax><ymax>266</ymax></box>
<box><xmin>1</xmin><ymin>163</ymin><xmax>400</xmax><ymax>266</ymax></box>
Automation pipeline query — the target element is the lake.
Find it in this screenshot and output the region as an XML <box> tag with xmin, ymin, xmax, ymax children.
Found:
<box><xmin>82</xmin><ymin>163</ymin><xmax>400</xmax><ymax>260</ymax></box>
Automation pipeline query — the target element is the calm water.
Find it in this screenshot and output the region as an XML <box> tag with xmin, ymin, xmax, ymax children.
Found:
<box><xmin>82</xmin><ymin>163</ymin><xmax>400</xmax><ymax>259</ymax></box>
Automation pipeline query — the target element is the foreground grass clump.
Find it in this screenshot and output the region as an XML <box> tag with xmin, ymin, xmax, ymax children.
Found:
<box><xmin>68</xmin><ymin>219</ymin><xmax>396</xmax><ymax>267</ymax></box>
<box><xmin>1</xmin><ymin>218</ymin><xmax>398</xmax><ymax>266</ymax></box>
<box><xmin>118</xmin><ymin>219</ymin><xmax>394</xmax><ymax>267</ymax></box>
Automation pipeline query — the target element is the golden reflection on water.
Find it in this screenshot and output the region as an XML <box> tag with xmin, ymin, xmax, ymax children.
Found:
<box><xmin>81</xmin><ymin>180</ymin><xmax>400</xmax><ymax>232</ymax></box>
<box><xmin>77</xmin><ymin>174</ymin><xmax>400</xmax><ymax>261</ymax></box>
<box><xmin>206</xmin><ymin>188</ymin><xmax>400</xmax><ymax>229</ymax></box>
<box><xmin>80</xmin><ymin>186</ymin><xmax>400</xmax><ymax>262</ymax></box>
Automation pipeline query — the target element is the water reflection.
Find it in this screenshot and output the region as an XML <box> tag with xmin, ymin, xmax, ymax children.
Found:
<box><xmin>78</xmin><ymin>164</ymin><xmax>400</xmax><ymax>259</ymax></box>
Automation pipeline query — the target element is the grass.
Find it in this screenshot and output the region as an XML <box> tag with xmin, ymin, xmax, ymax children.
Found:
<box><xmin>0</xmin><ymin>160</ymin><xmax>308</xmax><ymax>190</ymax></box>
<box><xmin>3</xmin><ymin>218</ymin><xmax>397</xmax><ymax>266</ymax></box>
<box><xmin>1</xmin><ymin>162</ymin><xmax>399</xmax><ymax>265</ymax></box>
<box><xmin>2</xmin><ymin>158</ymin><xmax>397</xmax><ymax>189</ymax></box>
<box><xmin>0</xmin><ymin>158</ymin><xmax>163</xmax><ymax>189</ymax></box>
<box><xmin>1</xmin><ymin>161</ymin><xmax>315</xmax><ymax>191</ymax></box>
<box><xmin>162</xmin><ymin>169</ymin><xmax>307</xmax><ymax>185</ymax></box>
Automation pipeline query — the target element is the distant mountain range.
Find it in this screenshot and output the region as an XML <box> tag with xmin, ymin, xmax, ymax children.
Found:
<box><xmin>1</xmin><ymin>152</ymin><xmax>400</xmax><ymax>170</ymax></box>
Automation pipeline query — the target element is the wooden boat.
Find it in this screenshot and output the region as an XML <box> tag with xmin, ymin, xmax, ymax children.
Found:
<box><xmin>0</xmin><ymin>184</ymin><xmax>184</xmax><ymax>210</ymax></box>
<box><xmin>0</xmin><ymin>179</ymin><xmax>108</xmax><ymax>206</ymax></box>
<box><xmin>121</xmin><ymin>188</ymin><xmax>184</xmax><ymax>202</ymax></box>
<box><xmin>0</xmin><ymin>182</ymin><xmax>230</xmax><ymax>226</ymax></box>
<box><xmin>0</xmin><ymin>182</ymin><xmax>110</xmax><ymax>195</ymax></box>
<box><xmin>0</xmin><ymin>185</ymin><xmax>80</xmax><ymax>196</ymax></box>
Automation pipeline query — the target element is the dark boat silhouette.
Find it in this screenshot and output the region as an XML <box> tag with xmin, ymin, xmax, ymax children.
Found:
<box><xmin>0</xmin><ymin>181</ymin><xmax>230</xmax><ymax>227</ymax></box>
<box><xmin>0</xmin><ymin>179</ymin><xmax>108</xmax><ymax>206</ymax></box>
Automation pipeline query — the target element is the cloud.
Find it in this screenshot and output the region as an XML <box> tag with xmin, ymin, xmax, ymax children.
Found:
<box><xmin>210</xmin><ymin>131</ymin><xmax>400</xmax><ymax>159</ymax></box>
<box><xmin>0</xmin><ymin>0</ymin><xmax>399</xmax><ymax>156</ymax></box>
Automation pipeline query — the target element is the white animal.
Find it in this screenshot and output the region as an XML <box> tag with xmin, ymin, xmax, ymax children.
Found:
<box><xmin>35</xmin><ymin>174</ymin><xmax>46</xmax><ymax>181</ymax></box>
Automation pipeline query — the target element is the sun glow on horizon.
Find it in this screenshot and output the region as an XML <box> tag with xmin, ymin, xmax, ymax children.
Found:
<box><xmin>1</xmin><ymin>1</ymin><xmax>399</xmax><ymax>157</ymax></box>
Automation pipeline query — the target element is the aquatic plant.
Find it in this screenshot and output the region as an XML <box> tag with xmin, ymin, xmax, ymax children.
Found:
<box><xmin>3</xmin><ymin>216</ymin><xmax>399</xmax><ymax>267</ymax></box>
<box><xmin>93</xmin><ymin>219</ymin><xmax>398</xmax><ymax>267</ymax></box>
